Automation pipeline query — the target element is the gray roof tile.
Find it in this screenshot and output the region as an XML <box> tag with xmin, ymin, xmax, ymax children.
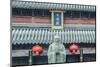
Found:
<box><xmin>12</xmin><ymin>1</ymin><xmax>96</xmax><ymax>11</ymax></box>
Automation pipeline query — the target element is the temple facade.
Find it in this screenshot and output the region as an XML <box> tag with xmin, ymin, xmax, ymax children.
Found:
<box><xmin>11</xmin><ymin>0</ymin><xmax>96</xmax><ymax>66</ymax></box>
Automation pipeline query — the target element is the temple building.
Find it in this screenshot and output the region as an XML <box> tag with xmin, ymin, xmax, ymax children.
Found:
<box><xmin>11</xmin><ymin>0</ymin><xmax>96</xmax><ymax>66</ymax></box>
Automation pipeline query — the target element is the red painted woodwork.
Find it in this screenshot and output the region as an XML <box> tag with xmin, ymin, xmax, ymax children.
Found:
<box><xmin>12</xmin><ymin>16</ymin><xmax>95</xmax><ymax>24</ymax></box>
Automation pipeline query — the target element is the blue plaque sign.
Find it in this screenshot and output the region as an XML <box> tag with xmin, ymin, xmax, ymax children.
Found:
<box><xmin>51</xmin><ymin>11</ymin><xmax>64</xmax><ymax>29</ymax></box>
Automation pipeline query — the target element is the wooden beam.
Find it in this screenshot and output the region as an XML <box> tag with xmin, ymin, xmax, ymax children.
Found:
<box><xmin>12</xmin><ymin>48</ymin><xmax>95</xmax><ymax>57</ymax></box>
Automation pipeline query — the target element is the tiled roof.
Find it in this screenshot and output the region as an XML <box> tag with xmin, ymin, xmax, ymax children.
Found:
<box><xmin>12</xmin><ymin>23</ymin><xmax>95</xmax><ymax>31</ymax></box>
<box><xmin>12</xmin><ymin>1</ymin><xmax>96</xmax><ymax>11</ymax></box>
<box><xmin>12</xmin><ymin>24</ymin><xmax>95</xmax><ymax>44</ymax></box>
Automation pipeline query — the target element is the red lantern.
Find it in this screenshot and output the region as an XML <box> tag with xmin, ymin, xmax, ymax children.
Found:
<box><xmin>69</xmin><ymin>43</ymin><xmax>78</xmax><ymax>54</ymax></box>
<box><xmin>32</xmin><ymin>45</ymin><xmax>43</xmax><ymax>56</ymax></box>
